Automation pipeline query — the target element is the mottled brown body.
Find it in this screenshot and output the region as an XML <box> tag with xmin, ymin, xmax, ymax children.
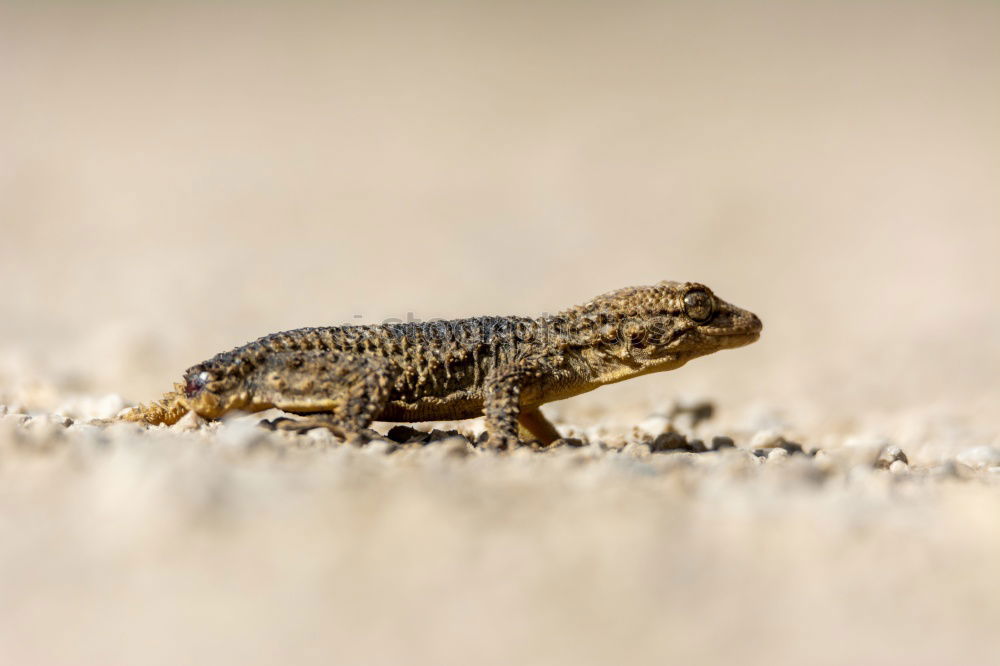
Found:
<box><xmin>119</xmin><ymin>281</ymin><xmax>762</xmax><ymax>448</ymax></box>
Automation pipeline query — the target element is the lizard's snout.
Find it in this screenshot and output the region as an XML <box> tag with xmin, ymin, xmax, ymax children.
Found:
<box><xmin>736</xmin><ymin>310</ymin><xmax>763</xmax><ymax>343</ymax></box>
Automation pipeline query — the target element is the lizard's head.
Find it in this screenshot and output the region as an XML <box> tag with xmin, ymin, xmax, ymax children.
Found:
<box><xmin>178</xmin><ymin>354</ymin><xmax>252</xmax><ymax>419</ymax></box>
<box><xmin>562</xmin><ymin>281</ymin><xmax>762</xmax><ymax>375</ymax></box>
<box><xmin>654</xmin><ymin>280</ymin><xmax>762</xmax><ymax>352</ymax></box>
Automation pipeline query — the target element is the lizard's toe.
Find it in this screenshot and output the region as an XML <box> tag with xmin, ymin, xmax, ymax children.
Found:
<box><xmin>258</xmin><ymin>416</ymin><xmax>296</xmax><ymax>431</ymax></box>
<box><xmin>480</xmin><ymin>431</ymin><xmax>522</xmax><ymax>452</ymax></box>
<box><xmin>258</xmin><ymin>416</ymin><xmax>327</xmax><ymax>435</ymax></box>
<box><xmin>259</xmin><ymin>415</ymin><xmax>366</xmax><ymax>441</ymax></box>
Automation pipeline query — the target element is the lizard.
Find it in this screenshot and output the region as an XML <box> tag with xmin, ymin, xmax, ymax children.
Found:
<box><xmin>115</xmin><ymin>281</ymin><xmax>762</xmax><ymax>449</ymax></box>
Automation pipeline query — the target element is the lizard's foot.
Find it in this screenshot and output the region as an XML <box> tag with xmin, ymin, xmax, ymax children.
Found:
<box><xmin>479</xmin><ymin>431</ymin><xmax>523</xmax><ymax>452</ymax></box>
<box><xmin>259</xmin><ymin>415</ymin><xmax>376</xmax><ymax>444</ymax></box>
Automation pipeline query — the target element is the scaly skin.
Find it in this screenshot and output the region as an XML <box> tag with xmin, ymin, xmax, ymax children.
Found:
<box><xmin>118</xmin><ymin>281</ymin><xmax>762</xmax><ymax>448</ymax></box>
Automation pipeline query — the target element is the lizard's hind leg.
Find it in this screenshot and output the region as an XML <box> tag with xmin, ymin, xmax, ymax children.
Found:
<box><xmin>518</xmin><ymin>408</ymin><xmax>561</xmax><ymax>446</ymax></box>
<box><xmin>252</xmin><ymin>351</ymin><xmax>394</xmax><ymax>440</ymax></box>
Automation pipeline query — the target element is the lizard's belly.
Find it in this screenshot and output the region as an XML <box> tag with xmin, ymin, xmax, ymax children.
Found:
<box><xmin>376</xmin><ymin>394</ymin><xmax>485</xmax><ymax>423</ymax></box>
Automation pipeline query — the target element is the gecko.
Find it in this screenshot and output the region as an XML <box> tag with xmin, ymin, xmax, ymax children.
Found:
<box><xmin>116</xmin><ymin>281</ymin><xmax>762</xmax><ymax>448</ymax></box>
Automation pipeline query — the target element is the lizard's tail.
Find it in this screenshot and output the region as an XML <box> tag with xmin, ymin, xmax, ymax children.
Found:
<box><xmin>115</xmin><ymin>384</ymin><xmax>190</xmax><ymax>426</ymax></box>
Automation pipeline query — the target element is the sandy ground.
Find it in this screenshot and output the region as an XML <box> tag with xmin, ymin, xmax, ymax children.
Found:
<box><xmin>2</xmin><ymin>2</ymin><xmax>1000</xmax><ymax>664</ymax></box>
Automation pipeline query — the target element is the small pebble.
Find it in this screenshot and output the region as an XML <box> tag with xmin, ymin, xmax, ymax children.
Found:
<box><xmin>767</xmin><ymin>448</ymin><xmax>789</xmax><ymax>462</ymax></box>
<box><xmin>955</xmin><ymin>446</ymin><xmax>1000</xmax><ymax>470</ymax></box>
<box><xmin>875</xmin><ymin>445</ymin><xmax>909</xmax><ymax>470</ymax></box>
<box><xmin>775</xmin><ymin>440</ymin><xmax>803</xmax><ymax>455</ymax></box>
<box><xmin>420</xmin><ymin>436</ymin><xmax>472</xmax><ymax>460</ymax></box>
<box><xmin>53</xmin><ymin>394</ymin><xmax>126</xmax><ymax>420</ymax></box>
<box><xmin>637</xmin><ymin>415</ymin><xmax>671</xmax><ymax>436</ymax></box>
<box><xmin>436</xmin><ymin>436</ymin><xmax>473</xmax><ymax>458</ymax></box>
<box><xmin>889</xmin><ymin>459</ymin><xmax>908</xmax><ymax>474</ymax></box>
<box><xmin>750</xmin><ymin>430</ymin><xmax>784</xmax><ymax>449</ymax></box>
<box><xmin>94</xmin><ymin>394</ymin><xmax>126</xmax><ymax>419</ymax></box>
<box><xmin>386</xmin><ymin>425</ymin><xmax>429</xmax><ymax>444</ymax></box>
<box><xmin>650</xmin><ymin>431</ymin><xmax>690</xmax><ymax>453</ymax></box>
<box><xmin>216</xmin><ymin>419</ymin><xmax>265</xmax><ymax>450</ymax></box>
<box><xmin>361</xmin><ymin>439</ymin><xmax>391</xmax><ymax>455</ymax></box>
<box><xmin>428</xmin><ymin>428</ymin><xmax>462</xmax><ymax>442</ymax></box>
<box><xmin>172</xmin><ymin>410</ymin><xmax>207</xmax><ymax>431</ymax></box>
<box><xmin>19</xmin><ymin>413</ymin><xmax>71</xmax><ymax>429</ymax></box>
<box><xmin>551</xmin><ymin>437</ymin><xmax>586</xmax><ymax>448</ymax></box>
<box><xmin>304</xmin><ymin>427</ymin><xmax>338</xmax><ymax>447</ymax></box>
<box><xmin>750</xmin><ymin>431</ymin><xmax>804</xmax><ymax>455</ymax></box>
<box><xmin>811</xmin><ymin>450</ymin><xmax>837</xmax><ymax>473</ymax></box>
<box><xmin>621</xmin><ymin>442</ymin><xmax>651</xmax><ymax>458</ymax></box>
<box><xmin>710</xmin><ymin>436</ymin><xmax>735</xmax><ymax>451</ymax></box>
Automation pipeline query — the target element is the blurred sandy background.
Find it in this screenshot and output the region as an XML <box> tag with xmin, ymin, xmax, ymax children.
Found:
<box><xmin>1</xmin><ymin>2</ymin><xmax>999</xmax><ymax>665</ymax></box>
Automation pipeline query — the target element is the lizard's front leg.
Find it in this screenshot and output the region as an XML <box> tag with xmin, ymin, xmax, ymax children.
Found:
<box><xmin>482</xmin><ymin>358</ymin><xmax>551</xmax><ymax>450</ymax></box>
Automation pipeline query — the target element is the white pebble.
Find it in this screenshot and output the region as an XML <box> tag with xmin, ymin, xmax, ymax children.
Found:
<box><xmin>216</xmin><ymin>418</ymin><xmax>266</xmax><ymax>450</ymax></box>
<box><xmin>637</xmin><ymin>415</ymin><xmax>671</xmax><ymax>436</ymax></box>
<box><xmin>365</xmin><ymin>439</ymin><xmax>394</xmax><ymax>456</ymax></box>
<box><xmin>431</xmin><ymin>436</ymin><xmax>473</xmax><ymax>459</ymax></box>
<box><xmin>956</xmin><ymin>446</ymin><xmax>1000</xmax><ymax>470</ymax></box>
<box><xmin>94</xmin><ymin>394</ymin><xmax>126</xmax><ymax>419</ymax></box>
<box><xmin>6</xmin><ymin>413</ymin><xmax>27</xmax><ymax>427</ymax></box>
<box><xmin>767</xmin><ymin>448</ymin><xmax>788</xmax><ymax>462</ymax></box>
<box><xmin>875</xmin><ymin>445</ymin><xmax>908</xmax><ymax>469</ymax></box>
<box><xmin>171</xmin><ymin>411</ymin><xmax>206</xmax><ymax>431</ymax></box>
<box><xmin>303</xmin><ymin>427</ymin><xmax>337</xmax><ymax>447</ymax></box>
<box><xmin>750</xmin><ymin>430</ymin><xmax>784</xmax><ymax>449</ymax></box>
<box><xmin>621</xmin><ymin>442</ymin><xmax>651</xmax><ymax>459</ymax></box>
<box><xmin>811</xmin><ymin>450</ymin><xmax>838</xmax><ymax>474</ymax></box>
<box><xmin>889</xmin><ymin>459</ymin><xmax>908</xmax><ymax>474</ymax></box>
<box><xmin>53</xmin><ymin>394</ymin><xmax>126</xmax><ymax>420</ymax></box>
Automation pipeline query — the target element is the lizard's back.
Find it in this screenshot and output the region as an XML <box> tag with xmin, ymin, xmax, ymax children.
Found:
<box><xmin>228</xmin><ymin>316</ymin><xmax>542</xmax><ymax>421</ymax></box>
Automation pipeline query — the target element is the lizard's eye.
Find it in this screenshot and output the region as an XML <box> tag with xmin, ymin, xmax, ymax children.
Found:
<box><xmin>184</xmin><ymin>370</ymin><xmax>211</xmax><ymax>397</ymax></box>
<box><xmin>683</xmin><ymin>290</ymin><xmax>714</xmax><ymax>323</ymax></box>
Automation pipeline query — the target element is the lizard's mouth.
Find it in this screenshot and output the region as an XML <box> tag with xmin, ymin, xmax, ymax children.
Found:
<box><xmin>708</xmin><ymin>330</ymin><xmax>761</xmax><ymax>348</ymax></box>
<box><xmin>702</xmin><ymin>311</ymin><xmax>762</xmax><ymax>342</ymax></box>
<box><xmin>703</xmin><ymin>327</ymin><xmax>761</xmax><ymax>343</ymax></box>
